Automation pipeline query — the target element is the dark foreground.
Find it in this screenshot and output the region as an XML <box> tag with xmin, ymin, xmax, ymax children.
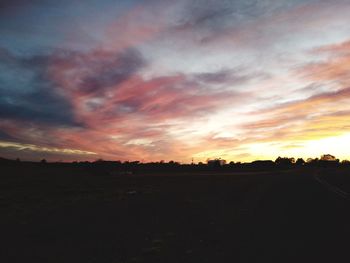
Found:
<box><xmin>1</xmin><ymin>166</ymin><xmax>350</xmax><ymax>262</ymax></box>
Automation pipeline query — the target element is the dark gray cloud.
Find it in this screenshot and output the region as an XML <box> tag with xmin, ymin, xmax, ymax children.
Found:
<box><xmin>0</xmin><ymin>48</ymin><xmax>79</xmax><ymax>126</ymax></box>
<box><xmin>0</xmin><ymin>87</ymin><xmax>78</xmax><ymax>125</ymax></box>
<box><xmin>52</xmin><ymin>48</ymin><xmax>145</xmax><ymax>95</ymax></box>
<box><xmin>170</xmin><ymin>0</ymin><xmax>321</xmax><ymax>45</ymax></box>
<box><xmin>0</xmin><ymin>130</ymin><xmax>14</xmax><ymax>141</ymax></box>
<box><xmin>181</xmin><ymin>0</ymin><xmax>319</xmax><ymax>25</ymax></box>
<box><xmin>193</xmin><ymin>69</ymin><xmax>249</xmax><ymax>85</ymax></box>
<box><xmin>0</xmin><ymin>0</ymin><xmax>35</xmax><ymax>11</ymax></box>
<box><xmin>78</xmin><ymin>49</ymin><xmax>145</xmax><ymax>94</ymax></box>
<box><xmin>0</xmin><ymin>45</ymin><xmax>146</xmax><ymax>126</ymax></box>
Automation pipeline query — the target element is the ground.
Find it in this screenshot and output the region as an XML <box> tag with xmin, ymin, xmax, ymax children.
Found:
<box><xmin>1</xmin><ymin>165</ymin><xmax>350</xmax><ymax>262</ymax></box>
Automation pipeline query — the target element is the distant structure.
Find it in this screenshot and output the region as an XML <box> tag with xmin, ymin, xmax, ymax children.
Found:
<box><xmin>207</xmin><ymin>158</ymin><xmax>226</xmax><ymax>167</ymax></box>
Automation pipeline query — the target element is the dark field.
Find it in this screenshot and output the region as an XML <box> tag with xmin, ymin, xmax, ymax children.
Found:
<box><xmin>1</xmin><ymin>165</ymin><xmax>350</xmax><ymax>262</ymax></box>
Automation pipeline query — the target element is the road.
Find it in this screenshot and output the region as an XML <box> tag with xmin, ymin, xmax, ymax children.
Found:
<box><xmin>1</xmin><ymin>169</ymin><xmax>350</xmax><ymax>262</ymax></box>
<box><xmin>247</xmin><ymin>171</ymin><xmax>350</xmax><ymax>262</ymax></box>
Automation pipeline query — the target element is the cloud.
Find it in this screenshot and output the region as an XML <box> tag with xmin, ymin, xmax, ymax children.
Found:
<box><xmin>236</xmin><ymin>39</ymin><xmax>350</xmax><ymax>146</ymax></box>
<box><xmin>92</xmin><ymin>73</ymin><xmax>246</xmax><ymax>124</ymax></box>
<box><xmin>49</xmin><ymin>45</ymin><xmax>248</xmax><ymax>125</ymax></box>
<box><xmin>50</xmin><ymin>48</ymin><xmax>146</xmax><ymax>96</ymax></box>
<box><xmin>0</xmin><ymin>141</ymin><xmax>96</xmax><ymax>161</ymax></box>
<box><xmin>314</xmin><ymin>40</ymin><xmax>350</xmax><ymax>55</ymax></box>
<box><xmin>301</xmin><ymin>39</ymin><xmax>350</xmax><ymax>87</ymax></box>
<box><xmin>0</xmin><ymin>0</ymin><xmax>33</xmax><ymax>12</ymax></box>
<box><xmin>171</xmin><ymin>0</ymin><xmax>350</xmax><ymax>53</ymax></box>
<box><xmin>2</xmin><ymin>0</ymin><xmax>350</xmax><ymax>162</ymax></box>
<box><xmin>0</xmin><ymin>44</ymin><xmax>249</xmax><ymax>162</ymax></box>
<box><xmin>0</xmin><ymin>48</ymin><xmax>79</xmax><ymax>126</ymax></box>
<box><xmin>177</xmin><ymin>0</ymin><xmax>312</xmax><ymax>30</ymax></box>
<box><xmin>0</xmin><ymin>130</ymin><xmax>13</xmax><ymax>141</ymax></box>
<box><xmin>240</xmin><ymin>87</ymin><xmax>350</xmax><ymax>144</ymax></box>
<box><xmin>103</xmin><ymin>4</ymin><xmax>169</xmax><ymax>52</ymax></box>
<box><xmin>192</xmin><ymin>69</ymin><xmax>250</xmax><ymax>85</ymax></box>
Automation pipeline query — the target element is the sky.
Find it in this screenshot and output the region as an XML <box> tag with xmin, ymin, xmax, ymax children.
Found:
<box><xmin>0</xmin><ymin>0</ymin><xmax>350</xmax><ymax>163</ymax></box>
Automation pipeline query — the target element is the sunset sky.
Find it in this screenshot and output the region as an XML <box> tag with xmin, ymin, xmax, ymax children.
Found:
<box><xmin>1</xmin><ymin>0</ymin><xmax>350</xmax><ymax>162</ymax></box>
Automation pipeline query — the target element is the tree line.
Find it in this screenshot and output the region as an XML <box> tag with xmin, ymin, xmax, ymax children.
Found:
<box><xmin>1</xmin><ymin>154</ymin><xmax>349</xmax><ymax>176</ymax></box>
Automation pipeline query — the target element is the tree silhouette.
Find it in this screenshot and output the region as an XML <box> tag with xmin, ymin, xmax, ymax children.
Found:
<box><xmin>296</xmin><ymin>158</ymin><xmax>305</xmax><ymax>166</ymax></box>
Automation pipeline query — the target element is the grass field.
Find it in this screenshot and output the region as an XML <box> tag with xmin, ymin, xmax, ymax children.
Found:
<box><xmin>1</xmin><ymin>165</ymin><xmax>350</xmax><ymax>262</ymax></box>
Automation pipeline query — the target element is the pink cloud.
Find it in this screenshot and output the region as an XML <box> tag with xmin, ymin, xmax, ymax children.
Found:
<box><xmin>0</xmin><ymin>40</ymin><xmax>245</xmax><ymax>162</ymax></box>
